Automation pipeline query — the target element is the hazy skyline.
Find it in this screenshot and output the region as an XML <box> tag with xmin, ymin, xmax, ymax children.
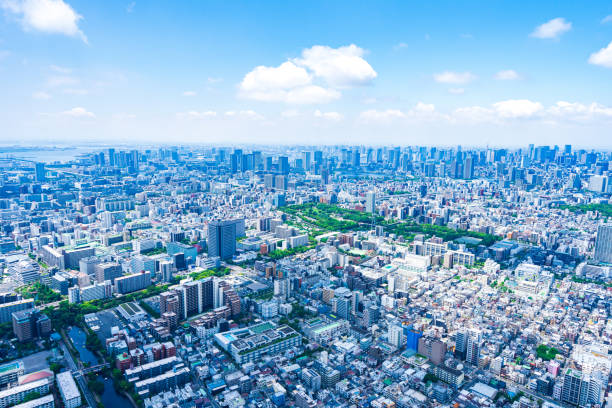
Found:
<box><xmin>1</xmin><ymin>0</ymin><xmax>612</xmax><ymax>147</ymax></box>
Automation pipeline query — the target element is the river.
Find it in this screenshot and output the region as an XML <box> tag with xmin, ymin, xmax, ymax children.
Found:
<box><xmin>67</xmin><ymin>327</ymin><xmax>132</xmax><ymax>407</ymax></box>
<box><xmin>68</xmin><ymin>326</ymin><xmax>99</xmax><ymax>366</ymax></box>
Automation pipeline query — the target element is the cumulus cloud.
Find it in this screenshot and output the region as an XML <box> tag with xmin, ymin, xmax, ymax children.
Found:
<box><xmin>547</xmin><ymin>101</ymin><xmax>612</xmax><ymax>120</ymax></box>
<box><xmin>358</xmin><ymin>99</ymin><xmax>612</xmax><ymax>126</ymax></box>
<box><xmin>314</xmin><ymin>110</ymin><xmax>343</xmax><ymax>121</ymax></box>
<box><xmin>294</xmin><ymin>44</ymin><xmax>377</xmax><ymax>87</ymax></box>
<box><xmin>241</xmin><ymin>61</ymin><xmax>311</xmax><ymax>93</ymax></box>
<box><xmin>239</xmin><ymin>44</ymin><xmax>375</xmax><ymax>104</ymax></box>
<box><xmin>61</xmin><ymin>106</ymin><xmax>94</xmax><ymax>118</ymax></box>
<box><xmin>1</xmin><ymin>0</ymin><xmax>87</xmax><ymax>43</ymax></box>
<box><xmin>433</xmin><ymin>71</ymin><xmax>476</xmax><ymax>84</ymax></box>
<box><xmin>588</xmin><ymin>41</ymin><xmax>612</xmax><ymax>68</ymax></box>
<box><xmin>530</xmin><ymin>18</ymin><xmax>571</xmax><ymax>39</ymax></box>
<box><xmin>360</xmin><ymin>103</ymin><xmax>444</xmax><ymax>123</ymax></box>
<box><xmin>494</xmin><ymin>69</ymin><xmax>520</xmax><ymax>80</ymax></box>
<box><xmin>492</xmin><ymin>99</ymin><xmax>543</xmax><ymax>118</ymax></box>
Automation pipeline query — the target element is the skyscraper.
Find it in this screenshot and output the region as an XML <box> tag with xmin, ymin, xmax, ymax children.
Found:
<box><xmin>366</xmin><ymin>191</ymin><xmax>376</xmax><ymax>214</ymax></box>
<box><xmin>463</xmin><ymin>155</ymin><xmax>474</xmax><ymax>179</ymax></box>
<box><xmin>594</xmin><ymin>224</ymin><xmax>612</xmax><ymax>264</ymax></box>
<box><xmin>34</xmin><ymin>162</ymin><xmax>46</xmax><ymax>182</ymax></box>
<box><xmin>207</xmin><ymin>220</ymin><xmax>237</xmax><ymax>260</ymax></box>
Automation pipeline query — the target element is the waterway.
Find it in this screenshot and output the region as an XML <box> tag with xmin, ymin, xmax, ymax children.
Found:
<box><xmin>101</xmin><ymin>377</ymin><xmax>132</xmax><ymax>407</ymax></box>
<box><xmin>68</xmin><ymin>326</ymin><xmax>99</xmax><ymax>366</ymax></box>
<box><xmin>68</xmin><ymin>327</ymin><xmax>132</xmax><ymax>407</ymax></box>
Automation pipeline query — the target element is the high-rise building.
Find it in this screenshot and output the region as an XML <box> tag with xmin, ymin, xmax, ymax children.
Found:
<box><xmin>207</xmin><ymin>220</ymin><xmax>238</xmax><ymax>260</ymax></box>
<box><xmin>12</xmin><ymin>308</ymin><xmax>51</xmax><ymax>342</ymax></box>
<box><xmin>466</xmin><ymin>331</ymin><xmax>482</xmax><ymax>366</ymax></box>
<box><xmin>463</xmin><ymin>155</ymin><xmax>474</xmax><ymax>179</ymax></box>
<box><xmin>594</xmin><ymin>224</ymin><xmax>612</xmax><ymax>264</ymax></box>
<box><xmin>34</xmin><ymin>162</ymin><xmax>46</xmax><ymax>182</ymax></box>
<box><xmin>365</xmin><ymin>191</ymin><xmax>376</xmax><ymax>214</ymax></box>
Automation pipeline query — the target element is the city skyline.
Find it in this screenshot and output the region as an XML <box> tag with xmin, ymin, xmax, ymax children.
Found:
<box><xmin>1</xmin><ymin>0</ymin><xmax>612</xmax><ymax>146</ymax></box>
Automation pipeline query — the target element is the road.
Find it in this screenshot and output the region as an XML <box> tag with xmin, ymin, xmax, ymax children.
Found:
<box><xmin>59</xmin><ymin>340</ymin><xmax>96</xmax><ymax>408</ymax></box>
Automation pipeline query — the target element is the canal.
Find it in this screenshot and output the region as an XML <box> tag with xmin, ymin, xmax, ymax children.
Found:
<box><xmin>68</xmin><ymin>326</ymin><xmax>98</xmax><ymax>366</ymax></box>
<box><xmin>101</xmin><ymin>377</ymin><xmax>132</xmax><ymax>407</ymax></box>
<box><xmin>67</xmin><ymin>327</ymin><xmax>133</xmax><ymax>407</ymax></box>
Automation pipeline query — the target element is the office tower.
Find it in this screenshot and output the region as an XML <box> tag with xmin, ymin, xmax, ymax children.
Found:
<box><xmin>12</xmin><ymin>308</ymin><xmax>51</xmax><ymax>342</ymax></box>
<box><xmin>463</xmin><ymin>155</ymin><xmax>474</xmax><ymax>179</ymax></box>
<box><xmin>207</xmin><ymin>220</ymin><xmax>238</xmax><ymax>260</ymax></box>
<box><xmin>588</xmin><ymin>175</ymin><xmax>608</xmax><ymax>193</ymax></box>
<box><xmin>34</xmin><ymin>162</ymin><xmax>46</xmax><ymax>182</ymax></box>
<box><xmin>95</xmin><ymin>262</ymin><xmax>122</xmax><ymax>283</ymax></box>
<box><xmin>455</xmin><ymin>330</ymin><xmax>468</xmax><ymax>360</ymax></box>
<box><xmin>108</xmin><ymin>148</ymin><xmax>115</xmax><ymax>166</ymax></box>
<box><xmin>313</xmin><ymin>150</ymin><xmax>323</xmax><ymax>174</ymax></box>
<box><xmin>160</xmin><ymin>260</ymin><xmax>174</xmax><ymax>282</ymax></box>
<box><xmin>352</xmin><ymin>150</ymin><xmax>360</xmax><ymax>167</ymax></box>
<box><xmin>278</xmin><ymin>156</ymin><xmax>289</xmax><ymax>174</ymax></box>
<box><xmin>303</xmin><ymin>151</ymin><xmax>311</xmax><ymax>171</ymax></box>
<box><xmin>366</xmin><ymin>191</ymin><xmax>376</xmax><ymax>213</ymax></box>
<box><xmin>333</xmin><ymin>294</ymin><xmax>351</xmax><ymax>320</ymax></box>
<box><xmin>594</xmin><ymin>224</ymin><xmax>612</xmax><ymax>264</ymax></box>
<box><xmin>466</xmin><ymin>332</ymin><xmax>482</xmax><ymax>366</ymax></box>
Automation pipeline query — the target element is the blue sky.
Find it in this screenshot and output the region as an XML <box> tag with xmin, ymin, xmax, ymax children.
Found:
<box><xmin>1</xmin><ymin>0</ymin><xmax>612</xmax><ymax>147</ymax></box>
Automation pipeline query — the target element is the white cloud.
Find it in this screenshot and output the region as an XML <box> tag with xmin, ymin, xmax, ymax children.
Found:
<box><xmin>360</xmin><ymin>109</ymin><xmax>406</xmax><ymax>122</ymax></box>
<box><xmin>492</xmin><ymin>99</ymin><xmax>543</xmax><ymax>118</ymax></box>
<box><xmin>433</xmin><ymin>71</ymin><xmax>476</xmax><ymax>84</ymax></box>
<box><xmin>46</xmin><ymin>75</ymin><xmax>78</xmax><ymax>87</ymax></box>
<box><xmin>182</xmin><ymin>91</ymin><xmax>197</xmax><ymax>96</ymax></box>
<box><xmin>239</xmin><ymin>110</ymin><xmax>264</xmax><ymax>120</ymax></box>
<box><xmin>494</xmin><ymin>69</ymin><xmax>521</xmax><ymax>80</ymax></box>
<box><xmin>207</xmin><ymin>77</ymin><xmax>223</xmax><ymax>84</ymax></box>
<box><xmin>32</xmin><ymin>91</ymin><xmax>51</xmax><ymax>99</ymax></box>
<box><xmin>588</xmin><ymin>41</ymin><xmax>612</xmax><ymax>68</ymax></box>
<box><xmin>314</xmin><ymin>110</ymin><xmax>343</xmax><ymax>121</ymax></box>
<box><xmin>448</xmin><ymin>88</ymin><xmax>465</xmax><ymax>94</ymax></box>
<box><xmin>61</xmin><ymin>106</ymin><xmax>94</xmax><ymax>118</ymax></box>
<box><xmin>601</xmin><ymin>15</ymin><xmax>612</xmax><ymax>24</ymax></box>
<box><xmin>1</xmin><ymin>0</ymin><xmax>87</xmax><ymax>43</ymax></box>
<box><xmin>241</xmin><ymin>61</ymin><xmax>311</xmax><ymax>93</ymax></box>
<box><xmin>294</xmin><ymin>44</ymin><xmax>377</xmax><ymax>88</ymax></box>
<box><xmin>530</xmin><ymin>17</ymin><xmax>571</xmax><ymax>39</ymax></box>
<box><xmin>547</xmin><ymin>101</ymin><xmax>612</xmax><ymax>120</ymax></box>
<box><xmin>239</xmin><ymin>44</ymin><xmax>375</xmax><ymax>104</ymax></box>
<box><xmin>393</xmin><ymin>42</ymin><xmax>408</xmax><ymax>50</ymax></box>
<box><xmin>223</xmin><ymin>110</ymin><xmax>264</xmax><ymax>120</ymax></box>
<box><xmin>176</xmin><ymin>110</ymin><xmax>217</xmax><ymax>119</ymax></box>
<box><xmin>126</xmin><ymin>1</ymin><xmax>135</xmax><ymax>13</ymax></box>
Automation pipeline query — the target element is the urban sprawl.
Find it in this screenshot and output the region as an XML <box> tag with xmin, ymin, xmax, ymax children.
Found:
<box><xmin>0</xmin><ymin>144</ymin><xmax>611</xmax><ymax>408</ymax></box>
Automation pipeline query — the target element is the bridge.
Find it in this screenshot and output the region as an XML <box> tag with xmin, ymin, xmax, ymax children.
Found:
<box><xmin>78</xmin><ymin>362</ymin><xmax>111</xmax><ymax>375</ymax></box>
